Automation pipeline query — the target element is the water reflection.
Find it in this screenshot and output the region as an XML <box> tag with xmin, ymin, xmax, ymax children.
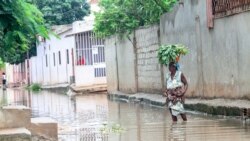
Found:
<box><xmin>0</xmin><ymin>89</ymin><xmax>250</xmax><ymax>141</ymax></box>
<box><xmin>0</xmin><ymin>89</ymin><xmax>7</xmax><ymax>106</ymax></box>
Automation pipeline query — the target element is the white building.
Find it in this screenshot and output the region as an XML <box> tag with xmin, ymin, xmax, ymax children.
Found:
<box><xmin>32</xmin><ymin>24</ymin><xmax>74</xmax><ymax>85</ymax></box>
<box><xmin>33</xmin><ymin>22</ymin><xmax>106</xmax><ymax>87</ymax></box>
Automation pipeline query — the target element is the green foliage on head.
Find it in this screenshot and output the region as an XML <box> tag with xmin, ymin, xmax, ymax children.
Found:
<box><xmin>157</xmin><ymin>44</ymin><xmax>189</xmax><ymax>66</ymax></box>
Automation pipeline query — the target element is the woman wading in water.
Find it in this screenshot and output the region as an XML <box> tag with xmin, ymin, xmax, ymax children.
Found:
<box><xmin>164</xmin><ymin>62</ymin><xmax>188</xmax><ymax>122</ymax></box>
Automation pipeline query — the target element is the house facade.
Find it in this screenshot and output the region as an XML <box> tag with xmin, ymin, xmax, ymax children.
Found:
<box><xmin>33</xmin><ymin>21</ymin><xmax>106</xmax><ymax>87</ymax></box>
<box><xmin>32</xmin><ymin>24</ymin><xmax>74</xmax><ymax>85</ymax></box>
<box><xmin>68</xmin><ymin>21</ymin><xmax>106</xmax><ymax>87</ymax></box>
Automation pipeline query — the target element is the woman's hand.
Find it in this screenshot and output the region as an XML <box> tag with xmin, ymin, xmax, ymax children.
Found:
<box><xmin>181</xmin><ymin>87</ymin><xmax>187</xmax><ymax>95</ymax></box>
<box><xmin>163</xmin><ymin>90</ymin><xmax>168</xmax><ymax>97</ymax></box>
<box><xmin>168</xmin><ymin>95</ymin><xmax>176</xmax><ymax>100</ymax></box>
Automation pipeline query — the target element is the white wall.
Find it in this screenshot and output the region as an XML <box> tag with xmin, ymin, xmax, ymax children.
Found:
<box><xmin>5</xmin><ymin>63</ymin><xmax>14</xmax><ymax>84</ymax></box>
<box><xmin>75</xmin><ymin>66</ymin><xmax>94</xmax><ymax>87</ymax></box>
<box><xmin>33</xmin><ymin>30</ymin><xmax>74</xmax><ymax>86</ymax></box>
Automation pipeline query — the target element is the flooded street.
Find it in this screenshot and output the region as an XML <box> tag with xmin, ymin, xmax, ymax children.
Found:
<box><xmin>1</xmin><ymin>89</ymin><xmax>250</xmax><ymax>141</ymax></box>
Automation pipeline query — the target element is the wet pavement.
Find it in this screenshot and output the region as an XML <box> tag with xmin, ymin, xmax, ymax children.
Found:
<box><xmin>1</xmin><ymin>89</ymin><xmax>250</xmax><ymax>141</ymax></box>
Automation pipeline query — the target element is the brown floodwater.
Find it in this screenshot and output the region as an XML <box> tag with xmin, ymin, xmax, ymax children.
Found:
<box><xmin>0</xmin><ymin>89</ymin><xmax>250</xmax><ymax>141</ymax></box>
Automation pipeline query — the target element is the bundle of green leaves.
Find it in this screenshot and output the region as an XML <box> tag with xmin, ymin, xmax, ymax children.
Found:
<box><xmin>157</xmin><ymin>44</ymin><xmax>188</xmax><ymax>66</ymax></box>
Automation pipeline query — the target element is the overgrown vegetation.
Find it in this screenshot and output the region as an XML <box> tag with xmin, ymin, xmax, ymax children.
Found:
<box><xmin>0</xmin><ymin>0</ymin><xmax>49</xmax><ymax>64</ymax></box>
<box><xmin>32</xmin><ymin>0</ymin><xmax>90</xmax><ymax>26</ymax></box>
<box><xmin>0</xmin><ymin>58</ymin><xmax>5</xmax><ymax>69</ymax></box>
<box><xmin>100</xmin><ymin>123</ymin><xmax>125</xmax><ymax>134</ymax></box>
<box><xmin>94</xmin><ymin>0</ymin><xmax>178</xmax><ymax>38</ymax></box>
<box><xmin>0</xmin><ymin>0</ymin><xmax>89</xmax><ymax>65</ymax></box>
<box><xmin>26</xmin><ymin>83</ymin><xmax>42</xmax><ymax>92</ymax></box>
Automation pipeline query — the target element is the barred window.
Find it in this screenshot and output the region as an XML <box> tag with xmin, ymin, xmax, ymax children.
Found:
<box><xmin>212</xmin><ymin>0</ymin><xmax>250</xmax><ymax>18</ymax></box>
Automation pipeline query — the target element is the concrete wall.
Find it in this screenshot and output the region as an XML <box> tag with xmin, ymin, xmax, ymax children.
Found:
<box><xmin>0</xmin><ymin>106</ymin><xmax>58</xmax><ymax>140</ymax></box>
<box><xmin>105</xmin><ymin>0</ymin><xmax>250</xmax><ymax>99</ymax></box>
<box><xmin>0</xmin><ymin>106</ymin><xmax>31</xmax><ymax>129</ymax></box>
<box><xmin>160</xmin><ymin>0</ymin><xmax>250</xmax><ymax>99</ymax></box>
<box><xmin>29</xmin><ymin>117</ymin><xmax>58</xmax><ymax>140</ymax></box>
<box><xmin>75</xmin><ymin>66</ymin><xmax>95</xmax><ymax>87</ymax></box>
<box><xmin>104</xmin><ymin>36</ymin><xmax>118</xmax><ymax>92</ymax></box>
<box><xmin>5</xmin><ymin>64</ymin><xmax>13</xmax><ymax>84</ymax></box>
<box><xmin>136</xmin><ymin>25</ymin><xmax>162</xmax><ymax>93</ymax></box>
<box><xmin>105</xmin><ymin>35</ymin><xmax>137</xmax><ymax>93</ymax></box>
<box><xmin>117</xmin><ymin>35</ymin><xmax>137</xmax><ymax>93</ymax></box>
<box><xmin>5</xmin><ymin>62</ymin><xmax>27</xmax><ymax>87</ymax></box>
<box><xmin>30</xmin><ymin>57</ymin><xmax>38</xmax><ymax>84</ymax></box>
<box><xmin>105</xmin><ymin>27</ymin><xmax>161</xmax><ymax>94</ymax></box>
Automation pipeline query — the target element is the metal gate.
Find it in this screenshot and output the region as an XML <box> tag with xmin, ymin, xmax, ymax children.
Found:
<box><xmin>92</xmin><ymin>45</ymin><xmax>106</xmax><ymax>83</ymax></box>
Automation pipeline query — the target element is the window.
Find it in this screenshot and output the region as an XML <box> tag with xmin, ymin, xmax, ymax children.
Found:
<box><xmin>75</xmin><ymin>32</ymin><xmax>94</xmax><ymax>66</ymax></box>
<box><xmin>53</xmin><ymin>53</ymin><xmax>55</xmax><ymax>66</ymax></box>
<box><xmin>66</xmin><ymin>49</ymin><xmax>69</xmax><ymax>64</ymax></box>
<box><xmin>212</xmin><ymin>0</ymin><xmax>250</xmax><ymax>18</ymax></box>
<box><xmin>58</xmin><ymin>51</ymin><xmax>61</xmax><ymax>65</ymax></box>
<box><xmin>46</xmin><ymin>54</ymin><xmax>48</xmax><ymax>67</ymax></box>
<box><xmin>207</xmin><ymin>0</ymin><xmax>250</xmax><ymax>28</ymax></box>
<box><xmin>94</xmin><ymin>68</ymin><xmax>106</xmax><ymax>77</ymax></box>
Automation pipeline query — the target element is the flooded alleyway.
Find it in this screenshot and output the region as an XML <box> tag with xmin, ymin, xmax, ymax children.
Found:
<box><xmin>0</xmin><ymin>89</ymin><xmax>250</xmax><ymax>141</ymax></box>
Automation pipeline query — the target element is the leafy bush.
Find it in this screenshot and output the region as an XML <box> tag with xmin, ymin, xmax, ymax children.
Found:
<box><xmin>27</xmin><ymin>83</ymin><xmax>42</xmax><ymax>92</ymax></box>
<box><xmin>94</xmin><ymin>0</ymin><xmax>178</xmax><ymax>38</ymax></box>
<box><xmin>0</xmin><ymin>0</ymin><xmax>49</xmax><ymax>64</ymax></box>
<box><xmin>157</xmin><ymin>44</ymin><xmax>188</xmax><ymax>66</ymax></box>
<box><xmin>0</xmin><ymin>58</ymin><xmax>5</xmax><ymax>69</ymax></box>
<box><xmin>32</xmin><ymin>0</ymin><xmax>90</xmax><ymax>26</ymax></box>
<box><xmin>100</xmin><ymin>123</ymin><xmax>125</xmax><ymax>134</ymax></box>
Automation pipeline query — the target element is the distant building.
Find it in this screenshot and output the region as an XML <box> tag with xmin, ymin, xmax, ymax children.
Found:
<box><xmin>5</xmin><ymin>0</ymin><xmax>106</xmax><ymax>87</ymax></box>
<box><xmin>33</xmin><ymin>24</ymin><xmax>74</xmax><ymax>85</ymax></box>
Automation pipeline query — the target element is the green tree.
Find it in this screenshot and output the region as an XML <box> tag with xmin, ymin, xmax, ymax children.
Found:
<box><xmin>33</xmin><ymin>0</ymin><xmax>90</xmax><ymax>25</ymax></box>
<box><xmin>0</xmin><ymin>0</ymin><xmax>49</xmax><ymax>64</ymax></box>
<box><xmin>0</xmin><ymin>58</ymin><xmax>5</xmax><ymax>69</ymax></box>
<box><xmin>94</xmin><ymin>0</ymin><xmax>178</xmax><ymax>37</ymax></box>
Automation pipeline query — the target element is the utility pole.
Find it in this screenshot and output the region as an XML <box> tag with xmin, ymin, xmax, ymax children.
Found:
<box><xmin>27</xmin><ymin>51</ymin><xmax>30</xmax><ymax>86</ymax></box>
<box><xmin>27</xmin><ymin>51</ymin><xmax>31</xmax><ymax>108</ymax></box>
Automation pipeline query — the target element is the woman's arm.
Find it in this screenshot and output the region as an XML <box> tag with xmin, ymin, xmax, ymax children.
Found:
<box><xmin>180</xmin><ymin>73</ymin><xmax>188</xmax><ymax>97</ymax></box>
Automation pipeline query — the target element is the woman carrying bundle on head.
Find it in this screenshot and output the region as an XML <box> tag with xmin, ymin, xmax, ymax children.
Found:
<box><xmin>164</xmin><ymin>62</ymin><xmax>188</xmax><ymax>122</ymax></box>
<box><xmin>158</xmin><ymin>44</ymin><xmax>189</xmax><ymax>122</ymax></box>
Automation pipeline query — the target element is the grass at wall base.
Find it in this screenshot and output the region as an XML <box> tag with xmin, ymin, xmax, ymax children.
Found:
<box><xmin>26</xmin><ymin>83</ymin><xmax>42</xmax><ymax>92</ymax></box>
